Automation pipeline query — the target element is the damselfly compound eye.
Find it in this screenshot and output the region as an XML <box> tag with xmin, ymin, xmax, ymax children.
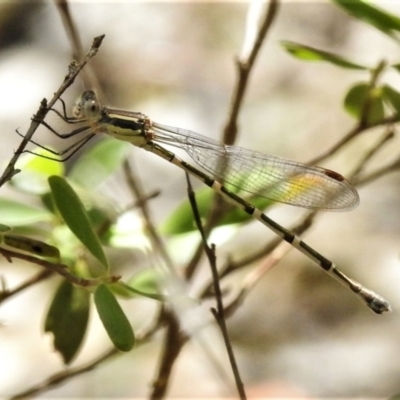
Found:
<box><xmin>72</xmin><ymin>90</ymin><xmax>101</xmax><ymax>119</ymax></box>
<box><xmin>83</xmin><ymin>99</ymin><xmax>100</xmax><ymax>118</ymax></box>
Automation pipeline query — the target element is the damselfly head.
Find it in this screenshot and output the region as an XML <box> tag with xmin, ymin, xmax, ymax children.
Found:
<box><xmin>72</xmin><ymin>90</ymin><xmax>101</xmax><ymax>120</ymax></box>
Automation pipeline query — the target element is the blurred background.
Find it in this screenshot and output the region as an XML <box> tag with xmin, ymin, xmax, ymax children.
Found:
<box><xmin>1</xmin><ymin>0</ymin><xmax>400</xmax><ymax>398</ymax></box>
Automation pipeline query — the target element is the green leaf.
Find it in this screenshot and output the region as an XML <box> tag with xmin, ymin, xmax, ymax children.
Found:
<box><xmin>109</xmin><ymin>269</ymin><xmax>164</xmax><ymax>301</ymax></box>
<box><xmin>344</xmin><ymin>83</ymin><xmax>385</xmax><ymax>124</ymax></box>
<box><xmin>48</xmin><ymin>176</ymin><xmax>108</xmax><ymax>269</ymax></box>
<box><xmin>0</xmin><ymin>198</ymin><xmax>51</xmax><ymax>226</ymax></box>
<box><xmin>0</xmin><ymin>224</ymin><xmax>11</xmax><ymax>233</ymax></box>
<box><xmin>13</xmin><ymin>148</ymin><xmax>64</xmax><ymax>194</ymax></box>
<box><xmin>382</xmin><ymin>85</ymin><xmax>400</xmax><ymax>114</ymax></box>
<box><xmin>391</xmin><ymin>63</ymin><xmax>400</xmax><ymax>73</ymax></box>
<box><xmin>160</xmin><ymin>189</ymin><xmax>213</xmax><ymax>234</ymax></box>
<box><xmin>160</xmin><ymin>186</ymin><xmax>274</xmax><ymax>235</ymax></box>
<box><xmin>94</xmin><ymin>284</ymin><xmax>135</xmax><ymax>351</ymax></box>
<box><xmin>4</xmin><ymin>234</ymin><xmax>60</xmax><ymax>258</ymax></box>
<box><xmin>129</xmin><ymin>269</ymin><xmax>160</xmax><ymax>296</ymax></box>
<box><xmin>332</xmin><ymin>0</ymin><xmax>400</xmax><ymax>42</ymax></box>
<box><xmin>281</xmin><ymin>41</ymin><xmax>368</xmax><ymax>70</ymax></box>
<box><xmin>109</xmin><ymin>281</ymin><xmax>163</xmax><ymax>301</ymax></box>
<box><xmin>69</xmin><ymin>138</ymin><xmax>130</xmax><ymax>189</ymax></box>
<box><xmin>44</xmin><ymin>280</ymin><xmax>90</xmax><ymax>364</ymax></box>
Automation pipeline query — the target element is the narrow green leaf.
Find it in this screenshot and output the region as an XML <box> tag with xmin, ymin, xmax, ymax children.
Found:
<box><xmin>344</xmin><ymin>83</ymin><xmax>385</xmax><ymax>124</ymax></box>
<box><xmin>332</xmin><ymin>0</ymin><xmax>400</xmax><ymax>42</ymax></box>
<box><xmin>344</xmin><ymin>83</ymin><xmax>369</xmax><ymax>117</ymax></box>
<box><xmin>13</xmin><ymin>148</ymin><xmax>64</xmax><ymax>194</ymax></box>
<box><xmin>0</xmin><ymin>198</ymin><xmax>51</xmax><ymax>226</ymax></box>
<box><xmin>160</xmin><ymin>189</ymin><xmax>214</xmax><ymax>234</ymax></box>
<box><xmin>69</xmin><ymin>138</ymin><xmax>130</xmax><ymax>188</ymax></box>
<box><xmin>48</xmin><ymin>176</ymin><xmax>108</xmax><ymax>269</ymax></box>
<box><xmin>108</xmin><ymin>281</ymin><xmax>139</xmax><ymax>299</ymax></box>
<box><xmin>0</xmin><ymin>224</ymin><xmax>11</xmax><ymax>233</ymax></box>
<box><xmin>110</xmin><ymin>269</ymin><xmax>164</xmax><ymax>301</ymax></box>
<box><xmin>128</xmin><ymin>269</ymin><xmax>160</xmax><ymax>296</ymax></box>
<box><xmin>109</xmin><ymin>281</ymin><xmax>164</xmax><ymax>301</ymax></box>
<box><xmin>382</xmin><ymin>85</ymin><xmax>400</xmax><ymax>114</ymax></box>
<box><xmin>4</xmin><ymin>234</ymin><xmax>60</xmax><ymax>258</ymax></box>
<box><xmin>94</xmin><ymin>284</ymin><xmax>135</xmax><ymax>351</ymax></box>
<box><xmin>160</xmin><ymin>186</ymin><xmax>274</xmax><ymax>235</ymax></box>
<box><xmin>0</xmin><ymin>224</ymin><xmax>11</xmax><ymax>245</ymax></box>
<box><xmin>281</xmin><ymin>41</ymin><xmax>367</xmax><ymax>70</ymax></box>
<box><xmin>391</xmin><ymin>63</ymin><xmax>400</xmax><ymax>73</ymax></box>
<box><xmin>44</xmin><ymin>280</ymin><xmax>90</xmax><ymax>364</ymax></box>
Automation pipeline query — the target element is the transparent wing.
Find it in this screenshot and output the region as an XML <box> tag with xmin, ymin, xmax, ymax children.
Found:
<box><xmin>152</xmin><ymin>123</ymin><xmax>359</xmax><ymax>211</ymax></box>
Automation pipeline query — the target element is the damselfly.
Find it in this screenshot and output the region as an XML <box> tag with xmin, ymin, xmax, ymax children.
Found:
<box><xmin>22</xmin><ymin>90</ymin><xmax>390</xmax><ymax>313</ymax></box>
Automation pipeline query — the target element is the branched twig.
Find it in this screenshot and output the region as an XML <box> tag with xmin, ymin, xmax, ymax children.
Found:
<box><xmin>356</xmin><ymin>152</ymin><xmax>400</xmax><ymax>186</ymax></box>
<box><xmin>309</xmin><ymin>114</ymin><xmax>400</xmax><ymax>166</ymax></box>
<box><xmin>184</xmin><ymin>196</ymin><xmax>225</xmax><ymax>280</ymax></box>
<box><xmin>0</xmin><ymin>269</ymin><xmax>54</xmax><ymax>305</ymax></box>
<box><xmin>224</xmin><ymin>0</ymin><xmax>279</xmax><ymax>145</ymax></box>
<box><xmin>10</xmin><ymin>319</ymin><xmax>160</xmax><ymax>400</ymax></box>
<box><xmin>309</xmin><ymin>60</ymin><xmax>395</xmax><ymax>167</ymax></box>
<box><xmin>10</xmin><ymin>349</ymin><xmax>118</xmax><ymax>400</ymax></box>
<box><xmin>0</xmin><ymin>34</ymin><xmax>105</xmax><ymax>188</ymax></box>
<box><xmin>351</xmin><ymin>125</ymin><xmax>395</xmax><ymax>181</ymax></box>
<box><xmin>0</xmin><ymin>247</ymin><xmax>119</xmax><ymax>293</ymax></box>
<box><xmin>224</xmin><ymin>240</ymin><xmax>293</xmax><ymax>318</ymax></box>
<box><xmin>150</xmin><ymin>310</ymin><xmax>187</xmax><ymax>400</ymax></box>
<box><xmin>122</xmin><ymin>159</ymin><xmax>174</xmax><ymax>272</ymax></box>
<box><xmin>185</xmin><ymin>173</ymin><xmax>247</xmax><ymax>400</ymax></box>
<box><xmin>351</xmin><ymin>125</ymin><xmax>400</xmax><ymax>187</ymax></box>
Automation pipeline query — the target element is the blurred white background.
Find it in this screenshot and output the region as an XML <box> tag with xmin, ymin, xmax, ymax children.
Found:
<box><xmin>1</xmin><ymin>1</ymin><xmax>400</xmax><ymax>398</ymax></box>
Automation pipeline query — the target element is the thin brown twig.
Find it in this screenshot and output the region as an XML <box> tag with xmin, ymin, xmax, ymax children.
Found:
<box><xmin>309</xmin><ymin>113</ymin><xmax>400</xmax><ymax>166</ymax></box>
<box><xmin>53</xmin><ymin>0</ymin><xmax>102</xmax><ymax>92</ymax></box>
<box><xmin>10</xmin><ymin>317</ymin><xmax>160</xmax><ymax>400</ymax></box>
<box><xmin>0</xmin><ymin>34</ymin><xmax>105</xmax><ymax>188</ymax></box>
<box><xmin>184</xmin><ymin>196</ymin><xmax>225</xmax><ymax>280</ymax></box>
<box><xmin>0</xmin><ymin>247</ymin><xmax>119</xmax><ymax>291</ymax></box>
<box><xmin>349</xmin><ymin>124</ymin><xmax>400</xmax><ymax>187</ymax></box>
<box><xmin>150</xmin><ymin>310</ymin><xmax>187</xmax><ymax>400</ymax></box>
<box><xmin>308</xmin><ymin>59</ymin><xmax>393</xmax><ymax>167</ymax></box>
<box><xmin>351</xmin><ymin>126</ymin><xmax>395</xmax><ymax>181</ymax></box>
<box><xmin>185</xmin><ymin>173</ymin><xmax>247</xmax><ymax>400</ymax></box>
<box><xmin>356</xmin><ymin>152</ymin><xmax>400</xmax><ymax>186</ymax></box>
<box><xmin>224</xmin><ymin>240</ymin><xmax>294</xmax><ymax>318</ymax></box>
<box><xmin>122</xmin><ymin>159</ymin><xmax>174</xmax><ymax>272</ymax></box>
<box><xmin>0</xmin><ymin>269</ymin><xmax>54</xmax><ymax>305</ymax></box>
<box><xmin>223</xmin><ymin>0</ymin><xmax>280</xmax><ymax>145</ymax></box>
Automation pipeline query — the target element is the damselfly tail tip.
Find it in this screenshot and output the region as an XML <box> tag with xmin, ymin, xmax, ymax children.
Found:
<box><xmin>368</xmin><ymin>294</ymin><xmax>391</xmax><ymax>314</ymax></box>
